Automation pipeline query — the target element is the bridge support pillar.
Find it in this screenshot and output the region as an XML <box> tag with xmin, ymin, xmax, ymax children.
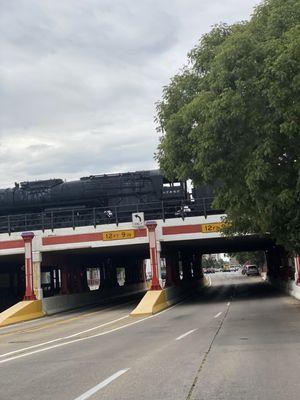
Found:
<box><xmin>60</xmin><ymin>267</ymin><xmax>69</xmax><ymax>295</ymax></box>
<box><xmin>165</xmin><ymin>251</ymin><xmax>178</xmax><ymax>287</ymax></box>
<box><xmin>139</xmin><ymin>259</ymin><xmax>147</xmax><ymax>283</ymax></box>
<box><xmin>192</xmin><ymin>252</ymin><xmax>203</xmax><ymax>280</ymax></box>
<box><xmin>80</xmin><ymin>266</ymin><xmax>89</xmax><ymax>292</ymax></box>
<box><xmin>266</xmin><ymin>246</ymin><xmax>291</xmax><ymax>281</ymax></box>
<box><xmin>22</xmin><ymin>232</ymin><xmax>36</xmax><ymax>301</ymax></box>
<box><xmin>146</xmin><ymin>221</ymin><xmax>161</xmax><ymax>290</ymax></box>
<box><xmin>69</xmin><ymin>265</ymin><xmax>77</xmax><ymax>293</ymax></box>
<box><xmin>266</xmin><ymin>247</ymin><xmax>281</xmax><ymax>279</ymax></box>
<box><xmin>124</xmin><ymin>264</ymin><xmax>133</xmax><ymax>285</ymax></box>
<box><xmin>124</xmin><ymin>258</ymin><xmax>144</xmax><ymax>285</ymax></box>
<box><xmin>182</xmin><ymin>251</ymin><xmax>193</xmax><ymax>281</ymax></box>
<box><xmin>174</xmin><ymin>252</ymin><xmax>181</xmax><ymax>283</ymax></box>
<box><xmin>131</xmin><ymin>260</ymin><xmax>139</xmax><ymax>284</ymax></box>
<box><xmin>279</xmin><ymin>247</ymin><xmax>290</xmax><ymax>281</ymax></box>
<box><xmin>75</xmin><ymin>267</ymin><xmax>83</xmax><ymax>293</ymax></box>
<box><xmin>135</xmin><ymin>259</ymin><xmax>145</xmax><ymax>283</ymax></box>
<box><xmin>104</xmin><ymin>259</ymin><xmax>119</xmax><ymax>288</ymax></box>
<box><xmin>33</xmin><ymin>251</ymin><xmax>43</xmax><ymax>300</ymax></box>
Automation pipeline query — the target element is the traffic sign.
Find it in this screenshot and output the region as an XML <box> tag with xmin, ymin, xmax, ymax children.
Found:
<box><xmin>132</xmin><ymin>212</ymin><xmax>145</xmax><ymax>227</ymax></box>
<box><xmin>201</xmin><ymin>222</ymin><xmax>226</xmax><ymax>233</ymax></box>
<box><xmin>103</xmin><ymin>230</ymin><xmax>135</xmax><ymax>241</ymax></box>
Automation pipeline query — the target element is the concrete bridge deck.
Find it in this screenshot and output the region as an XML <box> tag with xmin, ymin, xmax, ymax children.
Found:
<box><xmin>0</xmin><ymin>213</ymin><xmax>299</xmax><ymax>323</ymax></box>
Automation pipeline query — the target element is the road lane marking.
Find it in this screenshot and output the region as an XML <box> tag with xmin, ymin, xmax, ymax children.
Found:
<box><xmin>0</xmin><ymin>299</ymin><xmax>137</xmax><ymax>337</ymax></box>
<box><xmin>0</xmin><ymin>301</ymin><xmax>183</xmax><ymax>364</ymax></box>
<box><xmin>0</xmin><ymin>315</ymin><xmax>128</xmax><ymax>359</ymax></box>
<box><xmin>214</xmin><ymin>312</ymin><xmax>222</xmax><ymax>318</ymax></box>
<box><xmin>74</xmin><ymin>369</ymin><xmax>129</xmax><ymax>400</ymax></box>
<box><xmin>227</xmin><ymin>302</ymin><xmax>231</xmax><ymax>306</ymax></box>
<box><xmin>175</xmin><ymin>329</ymin><xmax>197</xmax><ymax>341</ymax></box>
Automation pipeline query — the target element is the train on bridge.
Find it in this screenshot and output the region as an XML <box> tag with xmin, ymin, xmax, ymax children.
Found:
<box><xmin>0</xmin><ymin>169</ymin><xmax>221</xmax><ymax>233</ymax></box>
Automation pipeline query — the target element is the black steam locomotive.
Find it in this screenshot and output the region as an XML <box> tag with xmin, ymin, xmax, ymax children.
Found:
<box><xmin>0</xmin><ymin>170</ymin><xmax>186</xmax><ymax>215</ymax></box>
<box><xmin>0</xmin><ymin>170</ymin><xmax>217</xmax><ymax>233</ymax></box>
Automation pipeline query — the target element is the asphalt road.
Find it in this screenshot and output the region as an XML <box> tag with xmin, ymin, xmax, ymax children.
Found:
<box><xmin>0</xmin><ymin>273</ymin><xmax>299</xmax><ymax>400</ymax></box>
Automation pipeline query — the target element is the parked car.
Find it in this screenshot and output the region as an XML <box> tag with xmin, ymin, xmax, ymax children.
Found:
<box><xmin>246</xmin><ymin>265</ymin><xmax>260</xmax><ymax>276</ymax></box>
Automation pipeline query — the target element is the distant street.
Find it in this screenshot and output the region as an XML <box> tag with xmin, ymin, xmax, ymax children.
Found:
<box><xmin>0</xmin><ymin>273</ymin><xmax>300</xmax><ymax>400</ymax></box>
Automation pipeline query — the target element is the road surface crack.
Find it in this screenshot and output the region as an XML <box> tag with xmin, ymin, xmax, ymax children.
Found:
<box><xmin>186</xmin><ymin>297</ymin><xmax>233</xmax><ymax>400</ymax></box>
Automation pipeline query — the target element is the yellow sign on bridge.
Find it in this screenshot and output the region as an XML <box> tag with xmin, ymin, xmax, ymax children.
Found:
<box><xmin>103</xmin><ymin>229</ymin><xmax>135</xmax><ymax>241</ymax></box>
<box><xmin>201</xmin><ymin>222</ymin><xmax>226</xmax><ymax>233</ymax></box>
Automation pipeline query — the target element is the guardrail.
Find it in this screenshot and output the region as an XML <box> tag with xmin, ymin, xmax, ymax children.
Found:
<box><xmin>0</xmin><ymin>197</ymin><xmax>221</xmax><ymax>234</ymax></box>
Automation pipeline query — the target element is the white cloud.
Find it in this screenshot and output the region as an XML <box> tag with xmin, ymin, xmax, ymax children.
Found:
<box><xmin>0</xmin><ymin>0</ymin><xmax>260</xmax><ymax>187</ymax></box>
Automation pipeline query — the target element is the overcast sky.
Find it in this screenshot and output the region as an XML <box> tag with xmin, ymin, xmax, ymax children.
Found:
<box><xmin>0</xmin><ymin>0</ymin><xmax>260</xmax><ymax>187</ymax></box>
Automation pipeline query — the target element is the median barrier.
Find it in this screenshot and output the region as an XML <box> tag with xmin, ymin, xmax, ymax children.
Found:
<box><xmin>0</xmin><ymin>300</ymin><xmax>44</xmax><ymax>327</ymax></box>
<box><xmin>130</xmin><ymin>277</ymin><xmax>209</xmax><ymax>316</ymax></box>
<box><xmin>42</xmin><ymin>282</ymin><xmax>147</xmax><ymax>315</ymax></box>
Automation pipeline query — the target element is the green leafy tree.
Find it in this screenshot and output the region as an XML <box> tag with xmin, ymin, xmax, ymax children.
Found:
<box><xmin>230</xmin><ymin>251</ymin><xmax>266</xmax><ymax>267</ymax></box>
<box><xmin>202</xmin><ymin>256</ymin><xmax>224</xmax><ymax>269</ymax></box>
<box><xmin>156</xmin><ymin>0</ymin><xmax>300</xmax><ymax>253</ymax></box>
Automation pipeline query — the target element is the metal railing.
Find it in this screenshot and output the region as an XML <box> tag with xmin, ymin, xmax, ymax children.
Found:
<box><xmin>0</xmin><ymin>197</ymin><xmax>221</xmax><ymax>234</ymax></box>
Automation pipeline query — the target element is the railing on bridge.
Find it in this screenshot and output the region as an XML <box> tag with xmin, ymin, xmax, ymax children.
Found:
<box><xmin>0</xmin><ymin>197</ymin><xmax>222</xmax><ymax>234</ymax></box>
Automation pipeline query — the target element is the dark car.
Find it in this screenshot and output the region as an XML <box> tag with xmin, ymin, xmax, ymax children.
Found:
<box><xmin>246</xmin><ymin>265</ymin><xmax>260</xmax><ymax>276</ymax></box>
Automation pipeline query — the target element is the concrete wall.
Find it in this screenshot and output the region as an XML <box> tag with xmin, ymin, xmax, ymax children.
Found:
<box><xmin>42</xmin><ymin>282</ymin><xmax>147</xmax><ymax>315</ymax></box>
<box><xmin>131</xmin><ymin>277</ymin><xmax>209</xmax><ymax>316</ymax></box>
<box><xmin>164</xmin><ymin>278</ymin><xmax>208</xmax><ymax>307</ymax></box>
<box><xmin>267</xmin><ymin>277</ymin><xmax>300</xmax><ymax>301</ymax></box>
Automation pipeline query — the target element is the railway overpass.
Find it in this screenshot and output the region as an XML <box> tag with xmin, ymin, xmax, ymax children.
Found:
<box><xmin>0</xmin><ymin>211</ymin><xmax>299</xmax><ymax>323</ymax></box>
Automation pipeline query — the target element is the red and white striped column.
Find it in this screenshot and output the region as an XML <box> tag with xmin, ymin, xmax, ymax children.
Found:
<box><xmin>21</xmin><ymin>232</ymin><xmax>36</xmax><ymax>301</ymax></box>
<box><xmin>295</xmin><ymin>255</ymin><xmax>300</xmax><ymax>285</ymax></box>
<box><xmin>145</xmin><ymin>221</ymin><xmax>162</xmax><ymax>290</ymax></box>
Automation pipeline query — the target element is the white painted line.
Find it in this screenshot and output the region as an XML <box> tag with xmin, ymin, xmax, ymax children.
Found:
<box><xmin>214</xmin><ymin>312</ymin><xmax>222</xmax><ymax>318</ymax></box>
<box><xmin>175</xmin><ymin>329</ymin><xmax>197</xmax><ymax>341</ymax></box>
<box><xmin>227</xmin><ymin>302</ymin><xmax>231</xmax><ymax>306</ymax></box>
<box><xmin>74</xmin><ymin>369</ymin><xmax>129</xmax><ymax>400</ymax></box>
<box><xmin>0</xmin><ymin>300</ymin><xmax>183</xmax><ymax>364</ymax></box>
<box><xmin>0</xmin><ymin>315</ymin><xmax>128</xmax><ymax>359</ymax></box>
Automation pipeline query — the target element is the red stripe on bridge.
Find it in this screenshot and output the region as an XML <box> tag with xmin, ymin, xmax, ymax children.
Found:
<box><xmin>162</xmin><ymin>225</ymin><xmax>202</xmax><ymax>235</ymax></box>
<box><xmin>0</xmin><ymin>239</ymin><xmax>24</xmax><ymax>250</ymax></box>
<box><xmin>43</xmin><ymin>233</ymin><xmax>104</xmax><ymax>245</ymax></box>
<box><xmin>42</xmin><ymin>229</ymin><xmax>147</xmax><ymax>246</ymax></box>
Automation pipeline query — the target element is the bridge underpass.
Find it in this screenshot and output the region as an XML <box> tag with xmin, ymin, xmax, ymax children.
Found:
<box><xmin>43</xmin><ymin>243</ymin><xmax>148</xmax><ymax>288</ymax></box>
<box><xmin>0</xmin><ymin>213</ymin><xmax>299</xmax><ymax>324</ymax></box>
<box><xmin>37</xmin><ymin>243</ymin><xmax>150</xmax><ymax>315</ymax></box>
<box><xmin>0</xmin><ymin>217</ymin><xmax>300</xmax><ymax>399</ymax></box>
<box><xmin>161</xmin><ymin>234</ymin><xmax>295</xmax><ymax>286</ymax></box>
<box><xmin>0</xmin><ymin>233</ymin><xmax>288</xmax><ymax>316</ymax></box>
<box><xmin>0</xmin><ymin>254</ymin><xmax>25</xmax><ymax>312</ymax></box>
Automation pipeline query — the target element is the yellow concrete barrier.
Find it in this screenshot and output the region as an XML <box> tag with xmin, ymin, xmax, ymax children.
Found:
<box><xmin>0</xmin><ymin>300</ymin><xmax>44</xmax><ymax>327</ymax></box>
<box><xmin>130</xmin><ymin>290</ymin><xmax>167</xmax><ymax>316</ymax></box>
<box><xmin>131</xmin><ymin>277</ymin><xmax>210</xmax><ymax>316</ymax></box>
<box><xmin>203</xmin><ymin>275</ymin><xmax>211</xmax><ymax>287</ymax></box>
